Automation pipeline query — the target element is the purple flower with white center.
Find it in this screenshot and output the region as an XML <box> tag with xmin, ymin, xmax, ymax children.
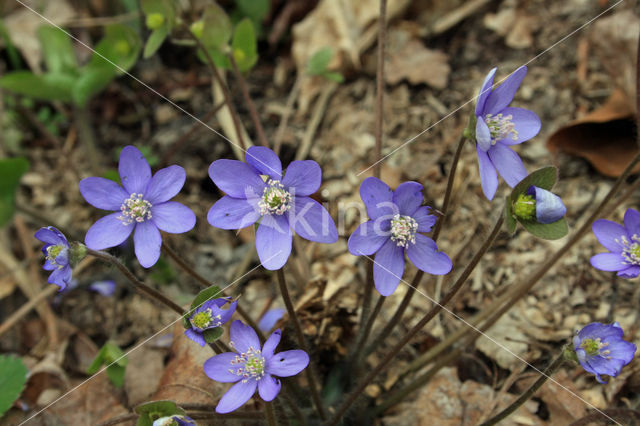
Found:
<box><xmin>573</xmin><ymin>322</ymin><xmax>636</xmax><ymax>384</ymax></box>
<box><xmin>185</xmin><ymin>298</ymin><xmax>237</xmax><ymax>347</ymax></box>
<box><xmin>474</xmin><ymin>66</ymin><xmax>541</xmax><ymax>200</ymax></box>
<box><xmin>152</xmin><ymin>415</ymin><xmax>195</xmax><ymax>426</ymax></box>
<box><xmin>79</xmin><ymin>146</ymin><xmax>196</xmax><ymax>268</ymax></box>
<box><xmin>203</xmin><ymin>320</ymin><xmax>309</xmax><ymax>414</ymax></box>
<box><xmin>347</xmin><ymin>177</ymin><xmax>452</xmax><ymax>296</ymax></box>
<box><xmin>35</xmin><ymin>226</ymin><xmax>72</xmax><ymax>291</ymax></box>
<box><xmin>591</xmin><ymin>208</ymin><xmax>640</xmax><ymax>278</ymax></box>
<box><xmin>512</xmin><ymin>186</ymin><xmax>566</xmax><ymax>224</ymax></box>
<box><xmin>258</xmin><ymin>308</ymin><xmax>285</xmax><ymax>332</ymax></box>
<box><xmin>208</xmin><ymin>146</ymin><xmax>338</xmax><ymax>270</ymax></box>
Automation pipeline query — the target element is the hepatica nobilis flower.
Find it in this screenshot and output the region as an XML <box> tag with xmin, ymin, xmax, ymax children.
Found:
<box><xmin>79</xmin><ymin>146</ymin><xmax>196</xmax><ymax>268</ymax></box>
<box><xmin>512</xmin><ymin>186</ymin><xmax>566</xmax><ymax>224</ymax></box>
<box><xmin>591</xmin><ymin>208</ymin><xmax>640</xmax><ymax>278</ymax></box>
<box><xmin>572</xmin><ymin>322</ymin><xmax>636</xmax><ymax>383</ymax></box>
<box><xmin>473</xmin><ymin>66</ymin><xmax>541</xmax><ymax>200</ymax></box>
<box><xmin>35</xmin><ymin>226</ymin><xmax>75</xmax><ymax>290</ymax></box>
<box><xmin>204</xmin><ymin>320</ymin><xmax>309</xmax><ymax>413</ymax></box>
<box><xmin>208</xmin><ymin>146</ymin><xmax>338</xmax><ymax>270</ymax></box>
<box><xmin>348</xmin><ymin>177</ymin><xmax>452</xmax><ymax>296</ymax></box>
<box><xmin>185</xmin><ymin>297</ymin><xmax>237</xmax><ymax>347</ymax></box>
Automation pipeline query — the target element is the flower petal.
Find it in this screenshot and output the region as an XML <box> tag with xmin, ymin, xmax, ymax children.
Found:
<box><xmin>209</xmin><ymin>159</ymin><xmax>266</xmax><ymax>198</ymax></box>
<box><xmin>498</xmin><ymin>107</ymin><xmax>541</xmax><ymax>145</ymax></box>
<box><xmin>618</xmin><ymin>265</ymin><xmax>640</xmax><ymax>278</ymax></box>
<box><xmin>288</xmin><ymin>196</ymin><xmax>337</xmax><ymax>243</ymax></box>
<box><xmin>487</xmin><ymin>143</ymin><xmax>527</xmax><ymax>187</ymax></box>
<box><xmin>484</xmin><ymin>66</ymin><xmax>527</xmax><ymax>115</ymax></box>
<box><xmin>265</xmin><ymin>350</ymin><xmax>309</xmax><ymax>377</ymax></box>
<box><xmin>262</xmin><ymin>329</ymin><xmax>281</xmax><ymax>359</ymax></box>
<box><xmin>229</xmin><ymin>320</ymin><xmax>261</xmax><ymax>354</ymax></box>
<box><xmin>246</xmin><ymin>146</ymin><xmax>282</xmax><ymax>180</ymax></box>
<box><xmin>475</xmin><ymin>67</ymin><xmax>496</xmax><ymax>116</ymax></box>
<box><xmin>530</xmin><ymin>186</ymin><xmax>566</xmax><ymax>224</ymax></box>
<box><xmin>348</xmin><ymin>221</ymin><xmax>390</xmax><ymax>256</ymax></box>
<box><xmin>185</xmin><ymin>329</ymin><xmax>206</xmax><ymax>347</ymax></box>
<box><xmin>145</xmin><ymin>165</ymin><xmax>186</xmax><ymax>204</ymax></box>
<box><xmin>204</xmin><ymin>352</ymin><xmax>242</xmax><ymax>382</ymax></box>
<box><xmin>208</xmin><ymin>196</ymin><xmax>260</xmax><ymax>230</ymax></box>
<box><xmin>35</xmin><ymin>226</ymin><xmax>67</xmax><ymax>246</ymax></box>
<box><xmin>48</xmin><ymin>265</ymin><xmax>72</xmax><ymax>289</ymax></box>
<box><xmin>475</xmin><ymin>118</ymin><xmax>492</xmax><ymax>152</ymax></box>
<box><xmin>476</xmin><ymin>145</ymin><xmax>498</xmax><ymax>200</ymax></box>
<box><xmin>119</xmin><ymin>146</ymin><xmax>152</xmax><ymax>194</ymax></box>
<box><xmin>79</xmin><ymin>177</ymin><xmax>128</xmax><ymax>211</ymax></box>
<box><xmin>258</xmin><ymin>309</ymin><xmax>285</xmax><ymax>333</ymax></box>
<box><xmin>590</xmin><ymin>253</ymin><xmax>627</xmax><ymax>271</ymax></box>
<box><xmin>578</xmin><ymin>322</ymin><xmax>623</xmax><ymax>341</ymax></box>
<box><xmin>413</xmin><ymin>207</ymin><xmax>436</xmax><ymax>233</ymax></box>
<box><xmin>406</xmin><ymin>234</ymin><xmax>452</xmax><ymax>275</ymax></box>
<box><xmin>258</xmin><ymin>374</ymin><xmax>282</xmax><ymax>401</ymax></box>
<box><xmin>215</xmin><ymin>380</ymin><xmax>257</xmax><ymax>414</ymax></box>
<box><xmin>151</xmin><ymin>202</ymin><xmax>196</xmax><ymax>233</ymax></box>
<box><xmin>373</xmin><ymin>239</ymin><xmax>405</xmax><ymax>296</ymax></box>
<box><xmin>360</xmin><ymin>177</ymin><xmax>395</xmax><ymax>220</ymax></box>
<box><xmin>85</xmin><ymin>212</ymin><xmax>134</xmax><ymax>250</ymax></box>
<box><xmin>624</xmin><ymin>208</ymin><xmax>640</xmax><ymax>236</ymax></box>
<box><xmin>256</xmin><ymin>214</ymin><xmax>292</xmax><ymax>270</ymax></box>
<box><xmin>592</xmin><ymin>219</ymin><xmax>627</xmax><ymax>253</ymax></box>
<box><xmin>282</xmin><ymin>160</ymin><xmax>321</xmax><ymax>196</ymax></box>
<box><xmin>392</xmin><ymin>182</ymin><xmax>423</xmax><ymax>216</ymax></box>
<box><xmin>134</xmin><ymin>221</ymin><xmax>162</xmax><ymax>268</ymax></box>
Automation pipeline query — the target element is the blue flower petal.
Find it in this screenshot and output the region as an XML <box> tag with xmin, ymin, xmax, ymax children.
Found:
<box><xmin>262</xmin><ymin>329</ymin><xmax>282</xmax><ymax>359</ymax></box>
<box><xmin>204</xmin><ymin>352</ymin><xmax>242</xmax><ymax>382</ymax></box>
<box><xmin>530</xmin><ymin>186</ymin><xmax>566</xmax><ymax>224</ymax></box>
<box><xmin>406</xmin><ymin>234</ymin><xmax>452</xmax><ymax>275</ymax></box>
<box><xmin>475</xmin><ymin>67</ymin><xmax>496</xmax><ymax>116</ymax></box>
<box><xmin>592</xmin><ymin>219</ymin><xmax>627</xmax><ymax>253</ymax></box>
<box><xmin>498</xmin><ymin>107</ymin><xmax>541</xmax><ymax>145</ymax></box>
<box><xmin>348</xmin><ymin>221</ymin><xmax>390</xmax><ymax>256</ymax></box>
<box><xmin>392</xmin><ymin>182</ymin><xmax>423</xmax><ymax>216</ymax></box>
<box><xmin>258</xmin><ymin>374</ymin><xmax>281</xmax><ymax>401</ymax></box>
<box><xmin>35</xmin><ymin>227</ymin><xmax>68</xmax><ymax>246</ymax></box>
<box><xmin>360</xmin><ymin>177</ymin><xmax>394</xmax><ymax>220</ymax></box>
<box><xmin>590</xmin><ymin>253</ymin><xmax>627</xmax><ymax>272</ymax></box>
<box><xmin>256</xmin><ymin>214</ymin><xmax>292</xmax><ymax>270</ymax></box>
<box><xmin>85</xmin><ymin>212</ymin><xmax>134</xmax><ymax>250</ymax></box>
<box><xmin>215</xmin><ymin>380</ymin><xmax>257</xmax><ymax>414</ymax></box>
<box><xmin>265</xmin><ymin>349</ymin><xmax>309</xmax><ymax>377</ymax></box>
<box><xmin>208</xmin><ymin>196</ymin><xmax>261</xmax><ymax>230</ymax></box>
<box><xmin>282</xmin><ymin>160</ymin><xmax>321</xmax><ymax>196</ymax></box>
<box><xmin>259</xmin><ymin>310</ymin><xmax>285</xmax><ymax>333</ymax></box>
<box><xmin>229</xmin><ymin>320</ymin><xmax>261</xmax><ymax>354</ymax></box>
<box><xmin>484</xmin><ymin>66</ymin><xmax>527</xmax><ymax>115</ymax></box>
<box><xmin>487</xmin><ymin>143</ymin><xmax>527</xmax><ymax>188</ymax></box>
<box><xmin>412</xmin><ymin>206</ymin><xmax>436</xmax><ymax>233</ymax></box>
<box><xmin>133</xmin><ymin>221</ymin><xmax>161</xmax><ymax>268</ymax></box>
<box><xmin>476</xmin><ymin>145</ymin><xmax>498</xmax><ymax>200</ymax></box>
<box><xmin>150</xmin><ymin>202</ymin><xmax>196</xmax><ymax>233</ymax></box>
<box><xmin>475</xmin><ymin>118</ymin><xmax>492</xmax><ymax>152</ymax></box>
<box><xmin>624</xmin><ymin>208</ymin><xmax>640</xmax><ymax>237</ymax></box>
<box><xmin>145</xmin><ymin>165</ymin><xmax>186</xmax><ymax>204</ymax></box>
<box><xmin>288</xmin><ymin>196</ymin><xmax>337</xmax><ymax>243</ymax></box>
<box><xmin>119</xmin><ymin>146</ymin><xmax>152</xmax><ymax>195</ymax></box>
<box><xmin>373</xmin><ymin>239</ymin><xmax>405</xmax><ymax>296</ymax></box>
<box><xmin>185</xmin><ymin>328</ymin><xmax>206</xmax><ymax>347</ymax></box>
<box><xmin>79</xmin><ymin>177</ymin><xmax>128</xmax><ymax>211</ymax></box>
<box><xmin>246</xmin><ymin>146</ymin><xmax>282</xmax><ymax>180</ymax></box>
<box><xmin>209</xmin><ymin>159</ymin><xmax>266</xmax><ymax>199</ymax></box>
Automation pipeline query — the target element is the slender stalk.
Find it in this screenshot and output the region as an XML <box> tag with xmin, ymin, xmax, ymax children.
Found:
<box><xmin>276</xmin><ymin>268</ymin><xmax>327</xmax><ymax>420</ymax></box>
<box><xmin>479</xmin><ymin>353</ymin><xmax>565</xmax><ymax>426</ymax></box>
<box><xmin>374</xmin><ymin>0</ymin><xmax>387</xmax><ymax>180</ymax></box>
<box><xmin>281</xmin><ymin>384</ymin><xmax>309</xmax><ymax>426</ymax></box>
<box><xmin>326</xmin><ymin>213</ymin><xmax>504</xmax><ymax>425</ymax></box>
<box><xmin>569</xmin><ymin>409</ymin><xmax>640</xmax><ymax>426</ymax></box>
<box><xmin>353</xmin><ymin>294</ymin><xmax>384</xmax><ymax>363</ymax></box>
<box><xmin>0</xmin><ymin>285</ymin><xmax>57</xmax><ymax>337</ymax></box>
<box><xmin>364</xmin><ymin>135</ymin><xmax>466</xmax><ymax>355</ymax></box>
<box><xmin>87</xmin><ymin>249</ymin><xmax>184</xmax><ymax>315</ymax></box>
<box><xmin>264</xmin><ymin>401</ymin><xmax>278</xmax><ymax>426</ymax></box>
<box><xmin>229</xmin><ymin>54</ymin><xmax>269</xmax><ymax>148</ymax></box>
<box><xmin>353</xmin><ymin>261</ymin><xmax>374</xmax><ymax>351</ymax></box>
<box><xmin>74</xmin><ymin>107</ymin><xmax>100</xmax><ymax>174</ymax></box>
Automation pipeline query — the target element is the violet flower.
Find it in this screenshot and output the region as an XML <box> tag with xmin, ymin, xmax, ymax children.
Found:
<box><xmin>204</xmin><ymin>320</ymin><xmax>309</xmax><ymax>414</ymax></box>
<box><xmin>152</xmin><ymin>415</ymin><xmax>195</xmax><ymax>426</ymax></box>
<box><xmin>185</xmin><ymin>298</ymin><xmax>237</xmax><ymax>347</ymax></box>
<box><xmin>573</xmin><ymin>322</ymin><xmax>636</xmax><ymax>383</ymax></box>
<box><xmin>208</xmin><ymin>146</ymin><xmax>338</xmax><ymax>270</ymax></box>
<box><xmin>35</xmin><ymin>226</ymin><xmax>73</xmax><ymax>290</ymax></box>
<box><xmin>89</xmin><ymin>280</ymin><xmax>116</xmax><ymax>296</ymax></box>
<box><xmin>513</xmin><ymin>185</ymin><xmax>566</xmax><ymax>224</ymax></box>
<box><xmin>591</xmin><ymin>208</ymin><xmax>640</xmax><ymax>278</ymax></box>
<box><xmin>348</xmin><ymin>177</ymin><xmax>452</xmax><ymax>296</ymax></box>
<box><xmin>258</xmin><ymin>308</ymin><xmax>285</xmax><ymax>332</ymax></box>
<box><xmin>473</xmin><ymin>66</ymin><xmax>541</xmax><ymax>200</ymax></box>
<box><xmin>79</xmin><ymin>146</ymin><xmax>196</xmax><ymax>268</ymax></box>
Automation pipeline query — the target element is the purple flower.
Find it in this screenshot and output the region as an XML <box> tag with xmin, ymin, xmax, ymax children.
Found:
<box><xmin>204</xmin><ymin>320</ymin><xmax>309</xmax><ymax>414</ymax></box>
<box><xmin>185</xmin><ymin>298</ymin><xmax>237</xmax><ymax>347</ymax></box>
<box><xmin>591</xmin><ymin>208</ymin><xmax>640</xmax><ymax>278</ymax></box>
<box><xmin>573</xmin><ymin>322</ymin><xmax>636</xmax><ymax>383</ymax></box>
<box><xmin>258</xmin><ymin>308</ymin><xmax>285</xmax><ymax>332</ymax></box>
<box><xmin>152</xmin><ymin>415</ymin><xmax>195</xmax><ymax>426</ymax></box>
<box><xmin>35</xmin><ymin>226</ymin><xmax>72</xmax><ymax>290</ymax></box>
<box><xmin>79</xmin><ymin>146</ymin><xmax>196</xmax><ymax>268</ymax></box>
<box><xmin>474</xmin><ymin>66</ymin><xmax>541</xmax><ymax>200</ymax></box>
<box><xmin>208</xmin><ymin>146</ymin><xmax>338</xmax><ymax>270</ymax></box>
<box><xmin>347</xmin><ymin>177</ymin><xmax>452</xmax><ymax>296</ymax></box>
<box><xmin>513</xmin><ymin>186</ymin><xmax>566</xmax><ymax>224</ymax></box>
<box><xmin>89</xmin><ymin>280</ymin><xmax>116</xmax><ymax>296</ymax></box>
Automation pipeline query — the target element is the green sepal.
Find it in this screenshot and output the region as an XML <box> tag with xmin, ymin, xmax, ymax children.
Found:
<box><xmin>562</xmin><ymin>345</ymin><xmax>579</xmax><ymax>364</ymax></box>
<box><xmin>520</xmin><ymin>217</ymin><xmax>568</xmax><ymax>240</ymax></box>
<box><xmin>504</xmin><ymin>194</ymin><xmax>517</xmax><ymax>234</ymax></box>
<box><xmin>462</xmin><ymin>110</ymin><xmax>476</xmax><ymax>141</ymax></box>
<box><xmin>69</xmin><ymin>242</ymin><xmax>87</xmax><ymax>267</ymax></box>
<box><xmin>135</xmin><ymin>400</ymin><xmax>186</xmax><ymax>426</ymax></box>
<box><xmin>182</xmin><ymin>285</ymin><xmax>222</xmax><ymax>328</ymax></box>
<box><xmin>203</xmin><ymin>327</ymin><xmax>224</xmax><ymax>343</ymax></box>
<box><xmin>0</xmin><ymin>355</ymin><xmax>29</xmax><ymax>416</ymax></box>
<box><xmin>0</xmin><ymin>157</ymin><xmax>29</xmax><ymax>227</ymax></box>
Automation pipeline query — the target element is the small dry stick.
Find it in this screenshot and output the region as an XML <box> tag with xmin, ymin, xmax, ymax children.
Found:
<box><xmin>229</xmin><ymin>54</ymin><xmax>269</xmax><ymax>148</ymax></box>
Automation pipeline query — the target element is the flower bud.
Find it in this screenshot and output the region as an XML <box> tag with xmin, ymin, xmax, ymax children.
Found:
<box><xmin>190</xmin><ymin>21</ymin><xmax>204</xmax><ymax>39</ymax></box>
<box><xmin>146</xmin><ymin>13</ymin><xmax>165</xmax><ymax>30</ymax></box>
<box><xmin>69</xmin><ymin>242</ymin><xmax>87</xmax><ymax>267</ymax></box>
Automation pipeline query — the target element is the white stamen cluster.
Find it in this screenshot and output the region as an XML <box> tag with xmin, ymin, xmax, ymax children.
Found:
<box><xmin>228</xmin><ymin>346</ymin><xmax>266</xmax><ymax>383</ymax></box>
<box><xmin>617</xmin><ymin>234</ymin><xmax>640</xmax><ymax>265</ymax></box>
<box><xmin>581</xmin><ymin>337</ymin><xmax>612</xmax><ymax>359</ymax></box>
<box><xmin>484</xmin><ymin>113</ymin><xmax>518</xmax><ymax>145</ymax></box>
<box><xmin>258</xmin><ymin>180</ymin><xmax>292</xmax><ymax>216</ymax></box>
<box><xmin>390</xmin><ymin>214</ymin><xmax>418</xmax><ymax>248</ymax></box>
<box><xmin>190</xmin><ymin>308</ymin><xmax>222</xmax><ymax>330</ymax></box>
<box><xmin>45</xmin><ymin>245</ymin><xmax>66</xmax><ymax>269</ymax></box>
<box><xmin>118</xmin><ymin>193</ymin><xmax>152</xmax><ymax>225</ymax></box>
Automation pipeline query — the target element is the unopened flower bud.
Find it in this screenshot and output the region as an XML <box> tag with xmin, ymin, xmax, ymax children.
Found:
<box><xmin>146</xmin><ymin>13</ymin><xmax>165</xmax><ymax>30</ymax></box>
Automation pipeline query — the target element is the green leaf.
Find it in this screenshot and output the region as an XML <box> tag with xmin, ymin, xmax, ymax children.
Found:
<box><xmin>0</xmin><ymin>71</ymin><xmax>75</xmax><ymax>103</ymax></box>
<box><xmin>197</xmin><ymin>48</ymin><xmax>231</xmax><ymax>69</ymax></box>
<box><xmin>201</xmin><ymin>2</ymin><xmax>232</xmax><ymax>52</ymax></box>
<box><xmin>323</xmin><ymin>71</ymin><xmax>344</xmax><ymax>83</ymax></box>
<box><xmin>0</xmin><ymin>355</ymin><xmax>28</xmax><ymax>416</ymax></box>
<box><xmin>0</xmin><ymin>20</ymin><xmax>22</xmax><ymax>69</ymax></box>
<box><xmin>308</xmin><ymin>47</ymin><xmax>333</xmax><ymax>76</ymax></box>
<box><xmin>231</xmin><ymin>18</ymin><xmax>258</xmax><ymax>72</ymax></box>
<box><xmin>106</xmin><ymin>364</ymin><xmax>126</xmax><ymax>388</ymax></box>
<box><xmin>143</xmin><ymin>26</ymin><xmax>169</xmax><ymax>59</ymax></box>
<box><xmin>510</xmin><ymin>166</ymin><xmax>558</xmax><ymax>199</ymax></box>
<box><xmin>37</xmin><ymin>25</ymin><xmax>78</xmax><ymax>74</ymax></box>
<box><xmin>72</xmin><ymin>66</ymin><xmax>116</xmax><ymax>107</ymax></box>
<box><xmin>89</xmin><ymin>24</ymin><xmax>141</xmax><ymax>74</ymax></box>
<box><xmin>191</xmin><ymin>285</ymin><xmax>222</xmax><ymax>310</ymax></box>
<box><xmin>135</xmin><ymin>400</ymin><xmax>186</xmax><ymax>426</ymax></box>
<box><xmin>203</xmin><ymin>327</ymin><xmax>224</xmax><ymax>343</ymax></box>
<box><xmin>520</xmin><ymin>217</ymin><xmax>569</xmax><ymax>240</ymax></box>
<box><xmin>0</xmin><ymin>157</ymin><xmax>29</xmax><ymax>227</ymax></box>
<box><xmin>235</xmin><ymin>0</ymin><xmax>269</xmax><ymax>23</ymax></box>
<box><xmin>87</xmin><ymin>341</ymin><xmax>128</xmax><ymax>382</ymax></box>
<box><xmin>140</xmin><ymin>0</ymin><xmax>176</xmax><ymax>23</ymax></box>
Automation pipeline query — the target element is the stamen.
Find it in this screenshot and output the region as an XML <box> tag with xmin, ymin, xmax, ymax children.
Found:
<box><xmin>231</xmin><ymin>346</ymin><xmax>266</xmax><ymax>383</ymax></box>
<box><xmin>390</xmin><ymin>214</ymin><xmax>418</xmax><ymax>248</ymax></box>
<box><xmin>484</xmin><ymin>113</ymin><xmax>518</xmax><ymax>145</ymax></box>
<box><xmin>258</xmin><ymin>180</ymin><xmax>292</xmax><ymax>216</ymax></box>
<box><xmin>618</xmin><ymin>234</ymin><xmax>640</xmax><ymax>265</ymax></box>
<box><xmin>118</xmin><ymin>193</ymin><xmax>152</xmax><ymax>225</ymax></box>
<box><xmin>45</xmin><ymin>244</ymin><xmax>66</xmax><ymax>269</ymax></box>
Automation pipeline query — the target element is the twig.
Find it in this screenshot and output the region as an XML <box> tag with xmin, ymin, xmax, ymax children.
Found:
<box><xmin>568</xmin><ymin>409</ymin><xmax>640</xmax><ymax>426</ymax></box>
<box><xmin>294</xmin><ymin>82</ymin><xmax>336</xmax><ymax>161</ymax></box>
<box><xmin>0</xmin><ymin>285</ymin><xmax>57</xmax><ymax>337</ymax></box>
<box><xmin>353</xmin><ymin>293</ymin><xmax>384</xmax><ymax>365</ymax></box>
<box><xmin>273</xmin><ymin>74</ymin><xmax>301</xmax><ymax>156</ymax></box>
<box><xmin>229</xmin><ymin>54</ymin><xmax>269</xmax><ymax>148</ymax></box>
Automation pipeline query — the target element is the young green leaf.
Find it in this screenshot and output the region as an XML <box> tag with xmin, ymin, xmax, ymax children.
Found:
<box><xmin>140</xmin><ymin>0</ymin><xmax>176</xmax><ymax>23</ymax></box>
<box><xmin>135</xmin><ymin>400</ymin><xmax>186</xmax><ymax>426</ymax></box>
<box><xmin>231</xmin><ymin>18</ymin><xmax>258</xmax><ymax>72</ymax></box>
<box><xmin>143</xmin><ymin>26</ymin><xmax>169</xmax><ymax>59</ymax></box>
<box><xmin>89</xmin><ymin>24</ymin><xmax>141</xmax><ymax>74</ymax></box>
<box><xmin>520</xmin><ymin>217</ymin><xmax>569</xmax><ymax>240</ymax></box>
<box><xmin>308</xmin><ymin>47</ymin><xmax>333</xmax><ymax>76</ymax></box>
<box><xmin>510</xmin><ymin>166</ymin><xmax>558</xmax><ymax>198</ymax></box>
<box><xmin>72</xmin><ymin>66</ymin><xmax>116</xmax><ymax>107</ymax></box>
<box><xmin>323</xmin><ymin>71</ymin><xmax>344</xmax><ymax>83</ymax></box>
<box><xmin>235</xmin><ymin>0</ymin><xmax>269</xmax><ymax>24</ymax></box>
<box><xmin>0</xmin><ymin>355</ymin><xmax>28</xmax><ymax>416</ymax></box>
<box><xmin>202</xmin><ymin>2</ymin><xmax>232</xmax><ymax>52</ymax></box>
<box><xmin>37</xmin><ymin>25</ymin><xmax>78</xmax><ymax>74</ymax></box>
<box><xmin>87</xmin><ymin>341</ymin><xmax>128</xmax><ymax>388</ymax></box>
<box><xmin>0</xmin><ymin>157</ymin><xmax>29</xmax><ymax>227</ymax></box>
<box><xmin>106</xmin><ymin>364</ymin><xmax>126</xmax><ymax>388</ymax></box>
<box><xmin>203</xmin><ymin>327</ymin><xmax>224</xmax><ymax>343</ymax></box>
<box><xmin>0</xmin><ymin>72</ymin><xmax>75</xmax><ymax>103</ymax></box>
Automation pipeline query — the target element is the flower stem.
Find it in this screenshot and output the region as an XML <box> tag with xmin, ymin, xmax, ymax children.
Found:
<box><xmin>276</xmin><ymin>268</ymin><xmax>327</xmax><ymax>420</ymax></box>
<box><xmin>264</xmin><ymin>401</ymin><xmax>278</xmax><ymax>426</ymax></box>
<box><xmin>228</xmin><ymin>54</ymin><xmax>269</xmax><ymax>148</ymax></box>
<box><xmin>161</xmin><ymin>242</ymin><xmax>266</xmax><ymax>342</ymax></box>
<box><xmin>353</xmin><ymin>260</ymin><xmax>374</xmax><ymax>350</ymax></box>
<box><xmin>479</xmin><ymin>353</ymin><xmax>565</xmax><ymax>426</ymax></box>
<box><xmin>326</xmin><ymin>213</ymin><xmax>504</xmax><ymax>425</ymax></box>
<box><xmin>353</xmin><ymin>294</ymin><xmax>385</xmax><ymax>364</ymax></box>
<box><xmin>86</xmin><ymin>249</ymin><xmax>184</xmax><ymax>314</ymax></box>
<box><xmin>74</xmin><ymin>107</ymin><xmax>100</xmax><ymax>174</ymax></box>
<box><xmin>374</xmin><ymin>0</ymin><xmax>387</xmax><ymax>180</ymax></box>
